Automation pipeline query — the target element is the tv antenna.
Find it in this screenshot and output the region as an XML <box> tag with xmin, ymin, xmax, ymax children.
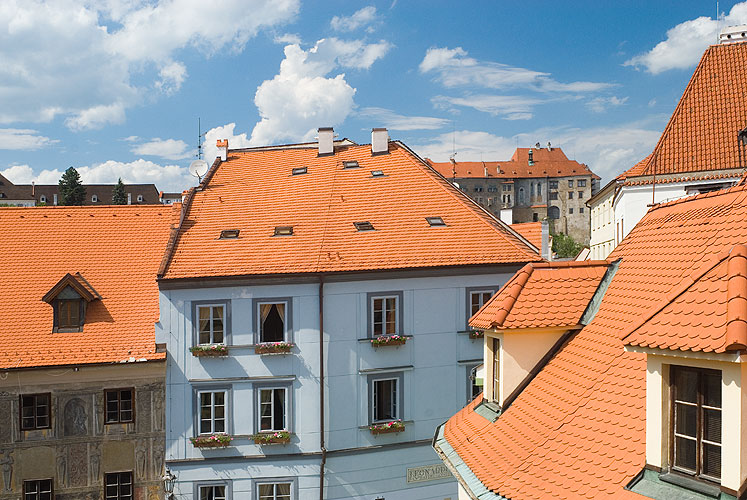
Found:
<box><xmin>196</xmin><ymin>117</ymin><xmax>207</xmax><ymax>160</ymax></box>
<box><xmin>189</xmin><ymin>159</ymin><xmax>209</xmax><ymax>183</ymax></box>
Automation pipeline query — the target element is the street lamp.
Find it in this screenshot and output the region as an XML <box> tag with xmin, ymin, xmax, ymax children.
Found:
<box><xmin>162</xmin><ymin>467</ymin><xmax>176</xmax><ymax>499</ymax></box>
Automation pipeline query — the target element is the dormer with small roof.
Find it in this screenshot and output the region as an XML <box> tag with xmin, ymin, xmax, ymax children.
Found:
<box><xmin>42</xmin><ymin>272</ymin><xmax>102</xmax><ymax>332</ymax></box>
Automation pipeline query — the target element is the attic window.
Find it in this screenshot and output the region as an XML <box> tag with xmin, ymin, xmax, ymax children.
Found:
<box><xmin>426</xmin><ymin>217</ymin><xmax>446</xmax><ymax>227</ymax></box>
<box><xmin>371</xmin><ymin>170</ymin><xmax>384</xmax><ymax>177</ymax></box>
<box><xmin>343</xmin><ymin>161</ymin><xmax>359</xmax><ymax>169</ymax></box>
<box><xmin>274</xmin><ymin>226</ymin><xmax>293</xmax><ymax>236</ymax></box>
<box><xmin>137</xmin><ymin>195</ymin><xmax>143</xmax><ymax>202</ymax></box>
<box><xmin>292</xmin><ymin>167</ymin><xmax>307</xmax><ymax>175</ymax></box>
<box><xmin>219</xmin><ymin>229</ymin><xmax>240</xmax><ymax>239</ymax></box>
<box><xmin>91</xmin><ymin>195</ymin><xmax>98</xmax><ymax>203</ymax></box>
<box><xmin>354</xmin><ymin>221</ymin><xmax>375</xmax><ymax>231</ymax></box>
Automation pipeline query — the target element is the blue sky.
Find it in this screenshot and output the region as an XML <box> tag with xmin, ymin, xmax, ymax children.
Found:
<box><xmin>1</xmin><ymin>1</ymin><xmax>745</xmax><ymax>191</ymax></box>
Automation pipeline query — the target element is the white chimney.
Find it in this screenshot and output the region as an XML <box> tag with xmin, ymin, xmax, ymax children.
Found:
<box><xmin>127</xmin><ymin>192</ymin><xmax>132</xmax><ymax>205</ymax></box>
<box><xmin>371</xmin><ymin>128</ymin><xmax>389</xmax><ymax>155</ymax></box>
<box><xmin>719</xmin><ymin>25</ymin><xmax>747</xmax><ymax>44</ymax></box>
<box><xmin>217</xmin><ymin>139</ymin><xmax>228</xmax><ymax>161</ymax></box>
<box><xmin>541</xmin><ymin>219</ymin><xmax>551</xmax><ymax>261</ymax></box>
<box><xmin>318</xmin><ymin>127</ymin><xmax>334</xmax><ymax>156</ymax></box>
<box><xmin>53</xmin><ymin>193</ymin><xmax>58</xmax><ymax>206</ymax></box>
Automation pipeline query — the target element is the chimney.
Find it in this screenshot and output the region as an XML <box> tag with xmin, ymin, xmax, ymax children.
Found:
<box><xmin>318</xmin><ymin>127</ymin><xmax>334</xmax><ymax>156</ymax></box>
<box><xmin>371</xmin><ymin>128</ymin><xmax>389</xmax><ymax>155</ymax></box>
<box><xmin>53</xmin><ymin>193</ymin><xmax>57</xmax><ymax>206</ymax></box>
<box><xmin>31</xmin><ymin>181</ymin><xmax>35</xmax><ymax>197</ymax></box>
<box><xmin>127</xmin><ymin>192</ymin><xmax>132</xmax><ymax>205</ymax></box>
<box><xmin>719</xmin><ymin>25</ymin><xmax>747</xmax><ymax>44</ymax></box>
<box><xmin>547</xmin><ymin>141</ymin><xmax>552</xmax><ymax>150</ymax></box>
<box><xmin>528</xmin><ymin>148</ymin><xmax>534</xmax><ymax>166</ymax></box>
<box><xmin>541</xmin><ymin>220</ymin><xmax>551</xmax><ymax>261</ymax></box>
<box><xmin>217</xmin><ymin>139</ymin><xmax>228</xmax><ymax>161</ymax></box>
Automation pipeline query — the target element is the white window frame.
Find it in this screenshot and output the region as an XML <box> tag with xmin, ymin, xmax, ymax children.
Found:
<box><xmin>196</xmin><ymin>304</ymin><xmax>226</xmax><ymax>345</ymax></box>
<box><xmin>92</xmin><ymin>195</ymin><xmax>98</xmax><ymax>203</ymax></box>
<box><xmin>256</xmin><ymin>481</ymin><xmax>293</xmax><ymax>500</ymax></box>
<box><xmin>371</xmin><ymin>376</ymin><xmax>400</xmax><ymax>423</ymax></box>
<box><xmin>136</xmin><ymin>194</ymin><xmax>143</xmax><ymax>202</ymax></box>
<box><xmin>104</xmin><ymin>471</ymin><xmax>133</xmax><ymax>500</ymax></box>
<box><xmin>370</xmin><ymin>294</ymin><xmax>400</xmax><ymax>336</ymax></box>
<box><xmin>197</xmin><ymin>390</ymin><xmax>227</xmax><ymax>435</ymax></box>
<box><xmin>254</xmin><ymin>299</ymin><xmax>292</xmax><ymax>344</ymax></box>
<box><xmin>468</xmin><ymin>289</ymin><xmax>495</xmax><ymax>319</ymax></box>
<box><xmin>198</xmin><ymin>484</ymin><xmax>228</xmax><ymax>500</ymax></box>
<box><xmin>257</xmin><ymin>386</ymin><xmax>288</xmax><ymax>432</ymax></box>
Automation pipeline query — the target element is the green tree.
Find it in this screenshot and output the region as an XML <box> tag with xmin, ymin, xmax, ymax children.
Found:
<box><xmin>112</xmin><ymin>178</ymin><xmax>127</xmax><ymax>205</ymax></box>
<box><xmin>59</xmin><ymin>167</ymin><xmax>86</xmax><ymax>206</ymax></box>
<box><xmin>552</xmin><ymin>232</ymin><xmax>582</xmax><ymax>259</ymax></box>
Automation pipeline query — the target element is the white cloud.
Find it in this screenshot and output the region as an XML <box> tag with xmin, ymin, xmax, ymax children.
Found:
<box><xmin>411</xmin><ymin>119</ymin><xmax>663</xmax><ymax>184</ymax></box>
<box><xmin>249</xmin><ymin>38</ymin><xmax>390</xmax><ymax>145</ymax></box>
<box><xmin>3</xmin><ymin>159</ymin><xmax>193</xmax><ymax>192</ymax></box>
<box><xmin>131</xmin><ymin>138</ymin><xmax>192</xmax><ymax>160</ymax></box>
<box><xmin>121</xmin><ymin>135</ymin><xmax>140</xmax><ymax>142</ymax></box>
<box><xmin>203</xmin><ymin>123</ymin><xmax>253</xmax><ymax>161</ymax></box>
<box><xmin>330</xmin><ymin>6</ymin><xmax>378</xmax><ymax>32</ymax></box>
<box><xmin>419</xmin><ymin>46</ymin><xmax>613</xmax><ymax>92</ymax></box>
<box><xmin>586</xmin><ymin>96</ymin><xmax>629</xmax><ymax>113</ymax></box>
<box><xmin>0</xmin><ymin>129</ymin><xmax>58</xmax><ymax>150</ymax></box>
<box><xmin>433</xmin><ymin>94</ymin><xmax>541</xmax><ymax>119</ymax></box>
<box><xmin>625</xmin><ymin>2</ymin><xmax>747</xmax><ymax>73</ymax></box>
<box><xmin>0</xmin><ymin>0</ymin><xmax>299</xmax><ymax>129</ymax></box>
<box><xmin>357</xmin><ymin>107</ymin><xmax>450</xmax><ymax>130</ymax></box>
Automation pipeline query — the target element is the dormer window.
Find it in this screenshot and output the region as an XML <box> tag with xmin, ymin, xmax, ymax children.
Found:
<box><xmin>91</xmin><ymin>195</ymin><xmax>98</xmax><ymax>203</ymax></box>
<box><xmin>43</xmin><ymin>273</ymin><xmax>100</xmax><ymax>333</ymax></box>
<box><xmin>136</xmin><ymin>194</ymin><xmax>144</xmax><ymax>202</ymax></box>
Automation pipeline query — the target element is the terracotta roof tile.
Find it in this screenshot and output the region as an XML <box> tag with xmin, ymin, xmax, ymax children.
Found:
<box><xmin>470</xmin><ymin>261</ymin><xmax>609</xmax><ymax>330</ymax></box>
<box><xmin>428</xmin><ymin>147</ymin><xmax>599</xmax><ymax>180</ymax></box>
<box><xmin>511</xmin><ymin>222</ymin><xmax>542</xmax><ymax>249</ymax></box>
<box><xmin>621</xmin><ymin>43</ymin><xmax>747</xmax><ymax>179</ymax></box>
<box><xmin>0</xmin><ymin>205</ymin><xmax>173</xmax><ymax>369</ymax></box>
<box><xmin>443</xmin><ymin>179</ymin><xmax>747</xmax><ymax>497</ymax></box>
<box><xmin>161</xmin><ymin>142</ymin><xmax>540</xmax><ymax>280</ymax></box>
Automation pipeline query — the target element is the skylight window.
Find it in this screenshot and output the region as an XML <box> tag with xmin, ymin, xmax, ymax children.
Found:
<box><xmin>354</xmin><ymin>221</ymin><xmax>375</xmax><ymax>231</ymax></box>
<box><xmin>426</xmin><ymin>217</ymin><xmax>446</xmax><ymax>227</ymax></box>
<box><xmin>292</xmin><ymin>167</ymin><xmax>307</xmax><ymax>175</ymax></box>
<box><xmin>371</xmin><ymin>170</ymin><xmax>384</xmax><ymax>177</ymax></box>
<box><xmin>274</xmin><ymin>226</ymin><xmax>294</xmax><ymax>236</ymax></box>
<box><xmin>219</xmin><ymin>229</ymin><xmax>240</xmax><ymax>239</ymax></box>
<box><xmin>343</xmin><ymin>161</ymin><xmax>359</xmax><ymax>169</ymax></box>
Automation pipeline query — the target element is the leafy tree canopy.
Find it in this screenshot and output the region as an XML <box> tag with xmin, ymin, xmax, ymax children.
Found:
<box><xmin>552</xmin><ymin>232</ymin><xmax>582</xmax><ymax>259</ymax></box>
<box><xmin>112</xmin><ymin>178</ymin><xmax>127</xmax><ymax>205</ymax></box>
<box><xmin>59</xmin><ymin>167</ymin><xmax>86</xmax><ymax>206</ymax></box>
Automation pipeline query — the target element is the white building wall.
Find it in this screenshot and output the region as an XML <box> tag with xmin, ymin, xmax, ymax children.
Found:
<box><xmin>158</xmin><ymin>269</ymin><xmax>519</xmax><ymax>499</ymax></box>
<box><xmin>589</xmin><ymin>189</ymin><xmax>614</xmax><ymax>260</ymax></box>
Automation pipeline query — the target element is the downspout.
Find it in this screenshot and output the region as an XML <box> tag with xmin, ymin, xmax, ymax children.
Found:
<box><xmin>319</xmin><ymin>275</ymin><xmax>327</xmax><ymax>500</ymax></box>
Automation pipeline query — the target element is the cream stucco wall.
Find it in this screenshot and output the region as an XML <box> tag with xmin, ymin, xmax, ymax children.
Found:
<box><xmin>589</xmin><ymin>188</ymin><xmax>614</xmax><ymax>260</ymax></box>
<box><xmin>645</xmin><ymin>353</ymin><xmax>745</xmax><ymax>492</ymax></box>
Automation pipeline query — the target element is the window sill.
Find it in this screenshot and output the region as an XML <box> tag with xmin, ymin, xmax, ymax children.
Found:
<box><xmin>658</xmin><ymin>472</ymin><xmax>720</xmax><ymax>498</ymax></box>
<box><xmin>360</xmin><ymin>335</ymin><xmax>412</xmax><ymax>347</ymax></box>
<box><xmin>190</xmin><ymin>345</ymin><xmax>229</xmax><ymax>357</ymax></box>
<box><xmin>254</xmin><ymin>343</ymin><xmax>294</xmax><ymax>355</ymax></box>
<box><xmin>190</xmin><ymin>434</ymin><xmax>233</xmax><ymax>448</ymax></box>
<box><xmin>252</xmin><ymin>431</ymin><xmax>292</xmax><ymax>445</ymax></box>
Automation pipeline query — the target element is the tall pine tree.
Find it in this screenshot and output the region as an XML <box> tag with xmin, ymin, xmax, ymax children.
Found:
<box><xmin>112</xmin><ymin>178</ymin><xmax>127</xmax><ymax>205</ymax></box>
<box><xmin>59</xmin><ymin>167</ymin><xmax>86</xmax><ymax>206</ymax></box>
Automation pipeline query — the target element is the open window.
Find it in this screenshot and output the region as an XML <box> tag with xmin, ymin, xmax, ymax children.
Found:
<box><xmin>258</xmin><ymin>387</ymin><xmax>288</xmax><ymax>432</ymax></box>
<box><xmin>256</xmin><ymin>300</ymin><xmax>290</xmax><ymax>343</ymax></box>
<box><xmin>43</xmin><ymin>273</ymin><xmax>101</xmax><ymax>333</ymax></box>
<box><xmin>368</xmin><ymin>372</ymin><xmax>403</xmax><ymax>423</ymax></box>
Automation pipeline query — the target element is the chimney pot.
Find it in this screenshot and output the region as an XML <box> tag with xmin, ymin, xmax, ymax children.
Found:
<box><xmin>371</xmin><ymin>128</ymin><xmax>389</xmax><ymax>155</ymax></box>
<box><xmin>318</xmin><ymin>127</ymin><xmax>334</xmax><ymax>156</ymax></box>
<box><xmin>217</xmin><ymin>139</ymin><xmax>228</xmax><ymax>161</ymax></box>
<box><xmin>528</xmin><ymin>148</ymin><xmax>534</xmax><ymax>166</ymax></box>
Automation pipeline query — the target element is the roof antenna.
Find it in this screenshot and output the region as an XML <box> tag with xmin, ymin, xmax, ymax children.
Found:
<box><xmin>196</xmin><ymin>117</ymin><xmax>206</xmax><ymax>160</ymax></box>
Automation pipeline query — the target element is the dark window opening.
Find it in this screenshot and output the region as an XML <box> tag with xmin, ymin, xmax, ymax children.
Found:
<box><xmin>274</xmin><ymin>226</ymin><xmax>293</xmax><ymax>236</ymax></box>
<box><xmin>343</xmin><ymin>161</ymin><xmax>359</xmax><ymax>168</ymax></box>
<box><xmin>21</xmin><ymin>393</ymin><xmax>50</xmax><ymax>430</ymax></box>
<box><xmin>219</xmin><ymin>229</ymin><xmax>240</xmax><ymax>239</ymax></box>
<box><xmin>58</xmin><ymin>299</ymin><xmax>81</xmax><ymax>329</ymax></box>
<box><xmin>200</xmin><ymin>485</ymin><xmax>227</xmax><ymax>500</ymax></box>
<box><xmin>372</xmin><ymin>297</ymin><xmax>397</xmax><ymax>336</ymax></box>
<box><xmin>105</xmin><ymin>471</ymin><xmax>133</xmax><ymax>500</ymax></box>
<box><xmin>23</xmin><ymin>479</ymin><xmax>52</xmax><ymax>500</ymax></box>
<box><xmin>426</xmin><ymin>217</ymin><xmax>446</xmax><ymax>226</ymax></box>
<box><xmin>371</xmin><ymin>170</ymin><xmax>384</xmax><ymax>177</ymax></box>
<box><xmin>548</xmin><ymin>206</ymin><xmax>560</xmax><ymax>219</ymax></box>
<box><xmin>373</xmin><ymin>378</ymin><xmax>398</xmax><ymax>422</ymax></box>
<box><xmin>105</xmin><ymin>389</ymin><xmax>134</xmax><ymax>424</ymax></box>
<box><xmin>259</xmin><ymin>387</ymin><xmax>286</xmax><ymax>431</ymax></box>
<box><xmin>291</xmin><ymin>167</ymin><xmax>307</xmax><ymax>175</ymax></box>
<box><xmin>354</xmin><ymin>221</ymin><xmax>375</xmax><ymax>231</ymax></box>
<box><xmin>260</xmin><ymin>303</ymin><xmax>285</xmax><ymax>342</ymax></box>
<box><xmin>532</xmin><ymin>213</ymin><xmax>539</xmax><ymax>222</ymax></box>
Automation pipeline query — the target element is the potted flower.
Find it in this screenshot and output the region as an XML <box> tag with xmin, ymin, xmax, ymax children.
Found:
<box><xmin>468</xmin><ymin>330</ymin><xmax>484</xmax><ymax>339</ymax></box>
<box><xmin>254</xmin><ymin>342</ymin><xmax>294</xmax><ymax>355</ymax></box>
<box><xmin>189</xmin><ymin>344</ymin><xmax>229</xmax><ymax>357</ymax></box>
<box><xmin>370</xmin><ymin>335</ymin><xmax>407</xmax><ymax>347</ymax></box>
<box><xmin>190</xmin><ymin>433</ymin><xmax>232</xmax><ymax>448</ymax></box>
<box><xmin>252</xmin><ymin>431</ymin><xmax>291</xmax><ymax>444</ymax></box>
<box><xmin>369</xmin><ymin>420</ymin><xmax>405</xmax><ymax>435</ymax></box>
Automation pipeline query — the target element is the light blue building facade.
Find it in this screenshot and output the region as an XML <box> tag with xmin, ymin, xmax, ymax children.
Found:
<box><xmin>156</xmin><ymin>131</ymin><xmax>539</xmax><ymax>499</ymax></box>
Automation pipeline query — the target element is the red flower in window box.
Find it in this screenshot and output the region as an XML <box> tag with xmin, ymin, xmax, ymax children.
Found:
<box><xmin>254</xmin><ymin>342</ymin><xmax>294</xmax><ymax>355</ymax></box>
<box><xmin>369</xmin><ymin>420</ymin><xmax>405</xmax><ymax>435</ymax></box>
<box><xmin>468</xmin><ymin>330</ymin><xmax>484</xmax><ymax>339</ymax></box>
<box><xmin>370</xmin><ymin>335</ymin><xmax>407</xmax><ymax>347</ymax></box>
<box><xmin>189</xmin><ymin>344</ymin><xmax>228</xmax><ymax>357</ymax></box>
<box><xmin>190</xmin><ymin>433</ymin><xmax>232</xmax><ymax>448</ymax></box>
<box><xmin>252</xmin><ymin>431</ymin><xmax>291</xmax><ymax>444</ymax></box>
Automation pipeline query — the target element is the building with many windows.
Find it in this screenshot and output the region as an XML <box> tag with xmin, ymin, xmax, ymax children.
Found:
<box><xmin>0</xmin><ymin>205</ymin><xmax>174</xmax><ymax>499</ymax></box>
<box><xmin>427</xmin><ymin>147</ymin><xmax>599</xmax><ymax>246</ymax></box>
<box><xmin>435</xmin><ymin>178</ymin><xmax>747</xmax><ymax>499</ymax></box>
<box><xmin>588</xmin><ymin>27</ymin><xmax>747</xmax><ymax>260</ymax></box>
<box><xmin>156</xmin><ymin>129</ymin><xmax>541</xmax><ymax>499</ymax></box>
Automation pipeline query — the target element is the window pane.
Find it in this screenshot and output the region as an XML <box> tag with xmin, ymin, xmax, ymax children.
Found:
<box><xmin>277</xmin><ymin>483</ymin><xmax>291</xmax><ymax>500</ymax></box>
<box><xmin>674</xmin><ymin>368</ymin><xmax>698</xmax><ymax>403</ymax></box>
<box><xmin>373</xmin><ymin>299</ymin><xmax>383</xmax><ymax>336</ymax></box>
<box><xmin>258</xmin><ymin>484</ymin><xmax>274</xmax><ymax>500</ymax></box>
<box><xmin>214</xmin><ymin>486</ymin><xmax>226</xmax><ymax>500</ymax></box>
<box><xmin>703</xmin><ymin>408</ymin><xmax>721</xmax><ymax>444</ymax></box>
<box><xmin>199</xmin><ymin>307</ymin><xmax>211</xmax><ymax>344</ymax></box>
<box><xmin>702</xmin><ymin>442</ymin><xmax>721</xmax><ymax>479</ymax></box>
<box><xmin>675</xmin><ymin>402</ymin><xmax>697</xmax><ymax>438</ymax></box>
<box><xmin>703</xmin><ymin>371</ymin><xmax>721</xmax><ymax>408</ymax></box>
<box><xmin>374</xmin><ymin>379</ymin><xmax>395</xmax><ymax>421</ymax></box>
<box><xmin>273</xmin><ymin>389</ymin><xmax>285</xmax><ymax>430</ymax></box>
<box><xmin>674</xmin><ymin>436</ymin><xmax>697</xmax><ymax>472</ymax></box>
<box><xmin>213</xmin><ymin>307</ymin><xmax>224</xmax><ymax>343</ymax></box>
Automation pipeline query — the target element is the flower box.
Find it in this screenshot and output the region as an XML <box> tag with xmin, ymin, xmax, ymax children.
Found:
<box><xmin>370</xmin><ymin>335</ymin><xmax>407</xmax><ymax>347</ymax></box>
<box><xmin>190</xmin><ymin>434</ymin><xmax>232</xmax><ymax>448</ymax></box>
<box><xmin>190</xmin><ymin>344</ymin><xmax>228</xmax><ymax>357</ymax></box>
<box><xmin>252</xmin><ymin>431</ymin><xmax>291</xmax><ymax>444</ymax></box>
<box><xmin>254</xmin><ymin>342</ymin><xmax>294</xmax><ymax>355</ymax></box>
<box><xmin>468</xmin><ymin>330</ymin><xmax>484</xmax><ymax>339</ymax></box>
<box><xmin>369</xmin><ymin>420</ymin><xmax>405</xmax><ymax>435</ymax></box>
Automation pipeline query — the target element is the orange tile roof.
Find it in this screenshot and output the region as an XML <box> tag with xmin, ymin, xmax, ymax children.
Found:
<box><xmin>621</xmin><ymin>42</ymin><xmax>747</xmax><ymax>179</ymax></box>
<box><xmin>442</xmin><ymin>180</ymin><xmax>747</xmax><ymax>498</ymax></box>
<box><xmin>428</xmin><ymin>147</ymin><xmax>600</xmax><ymax>180</ymax></box>
<box><xmin>160</xmin><ymin>142</ymin><xmax>541</xmax><ymax>280</ymax></box>
<box><xmin>0</xmin><ymin>205</ymin><xmax>174</xmax><ymax>369</ymax></box>
<box><xmin>510</xmin><ymin>222</ymin><xmax>542</xmax><ymax>249</ymax></box>
<box><xmin>469</xmin><ymin>261</ymin><xmax>609</xmax><ymax>330</ymax></box>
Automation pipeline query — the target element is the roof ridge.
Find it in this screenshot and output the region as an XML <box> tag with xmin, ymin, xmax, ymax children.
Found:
<box><xmin>531</xmin><ymin>260</ymin><xmax>610</xmax><ymax>269</ymax></box>
<box><xmin>470</xmin><ymin>264</ymin><xmax>534</xmax><ymax>328</ymax></box>
<box><xmin>725</xmin><ymin>244</ymin><xmax>747</xmax><ymax>351</ymax></box>
<box><xmin>400</xmin><ymin>142</ymin><xmax>541</xmax><ymax>258</ymax></box>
